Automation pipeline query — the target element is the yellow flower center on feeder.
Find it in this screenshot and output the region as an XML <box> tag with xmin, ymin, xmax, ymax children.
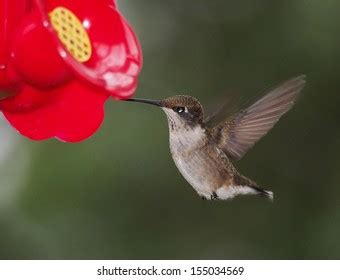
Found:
<box><xmin>49</xmin><ymin>7</ymin><xmax>92</xmax><ymax>63</ymax></box>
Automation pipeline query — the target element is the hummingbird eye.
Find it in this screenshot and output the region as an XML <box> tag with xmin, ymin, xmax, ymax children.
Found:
<box><xmin>174</xmin><ymin>106</ymin><xmax>185</xmax><ymax>113</ymax></box>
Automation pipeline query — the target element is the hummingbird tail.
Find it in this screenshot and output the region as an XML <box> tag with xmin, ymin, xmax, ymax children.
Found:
<box><xmin>261</xmin><ymin>189</ymin><xmax>274</xmax><ymax>202</ymax></box>
<box><xmin>234</xmin><ymin>174</ymin><xmax>274</xmax><ymax>202</ymax></box>
<box><xmin>251</xmin><ymin>185</ymin><xmax>274</xmax><ymax>202</ymax></box>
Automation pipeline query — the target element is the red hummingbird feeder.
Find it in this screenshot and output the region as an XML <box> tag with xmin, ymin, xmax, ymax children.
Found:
<box><xmin>0</xmin><ymin>0</ymin><xmax>142</xmax><ymax>142</ymax></box>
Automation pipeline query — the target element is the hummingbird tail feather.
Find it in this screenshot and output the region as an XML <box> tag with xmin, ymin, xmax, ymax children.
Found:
<box><xmin>251</xmin><ymin>185</ymin><xmax>274</xmax><ymax>202</ymax></box>
<box><xmin>234</xmin><ymin>174</ymin><xmax>274</xmax><ymax>202</ymax></box>
<box><xmin>262</xmin><ymin>189</ymin><xmax>274</xmax><ymax>202</ymax></box>
<box><xmin>214</xmin><ymin>185</ymin><xmax>273</xmax><ymax>201</ymax></box>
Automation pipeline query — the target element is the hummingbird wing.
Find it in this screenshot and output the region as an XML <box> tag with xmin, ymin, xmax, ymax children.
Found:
<box><xmin>207</xmin><ymin>75</ymin><xmax>306</xmax><ymax>160</ymax></box>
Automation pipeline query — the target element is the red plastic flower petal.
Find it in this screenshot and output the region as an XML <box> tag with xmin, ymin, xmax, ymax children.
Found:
<box><xmin>0</xmin><ymin>0</ymin><xmax>142</xmax><ymax>142</ymax></box>
<box><xmin>3</xmin><ymin>82</ymin><xmax>109</xmax><ymax>142</ymax></box>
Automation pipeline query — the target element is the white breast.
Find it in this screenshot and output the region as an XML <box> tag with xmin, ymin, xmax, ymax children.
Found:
<box><xmin>169</xmin><ymin>126</ymin><xmax>216</xmax><ymax>197</ymax></box>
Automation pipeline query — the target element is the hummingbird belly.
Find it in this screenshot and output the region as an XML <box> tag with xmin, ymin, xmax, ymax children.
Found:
<box><xmin>169</xmin><ymin>129</ymin><xmax>230</xmax><ymax>198</ymax></box>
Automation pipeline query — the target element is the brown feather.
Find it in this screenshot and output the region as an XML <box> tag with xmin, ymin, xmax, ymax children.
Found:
<box><xmin>208</xmin><ymin>75</ymin><xmax>306</xmax><ymax>160</ymax></box>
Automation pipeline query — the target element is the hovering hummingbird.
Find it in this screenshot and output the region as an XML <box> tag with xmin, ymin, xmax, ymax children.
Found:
<box><xmin>127</xmin><ymin>75</ymin><xmax>306</xmax><ymax>201</ymax></box>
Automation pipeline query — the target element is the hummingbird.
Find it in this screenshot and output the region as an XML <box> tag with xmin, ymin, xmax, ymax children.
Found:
<box><xmin>127</xmin><ymin>75</ymin><xmax>306</xmax><ymax>201</ymax></box>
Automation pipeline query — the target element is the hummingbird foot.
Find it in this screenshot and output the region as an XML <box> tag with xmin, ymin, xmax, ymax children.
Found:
<box><xmin>200</xmin><ymin>192</ymin><xmax>219</xmax><ymax>200</ymax></box>
<box><xmin>210</xmin><ymin>192</ymin><xmax>219</xmax><ymax>200</ymax></box>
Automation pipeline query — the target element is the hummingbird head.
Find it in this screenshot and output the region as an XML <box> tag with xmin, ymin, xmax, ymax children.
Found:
<box><xmin>126</xmin><ymin>95</ymin><xmax>204</xmax><ymax>130</ymax></box>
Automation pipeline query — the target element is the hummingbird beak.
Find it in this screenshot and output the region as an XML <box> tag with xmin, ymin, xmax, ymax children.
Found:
<box><xmin>125</xmin><ymin>98</ymin><xmax>162</xmax><ymax>107</ymax></box>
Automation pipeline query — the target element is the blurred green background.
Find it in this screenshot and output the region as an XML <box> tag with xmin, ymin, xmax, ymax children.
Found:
<box><xmin>1</xmin><ymin>0</ymin><xmax>339</xmax><ymax>259</ymax></box>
